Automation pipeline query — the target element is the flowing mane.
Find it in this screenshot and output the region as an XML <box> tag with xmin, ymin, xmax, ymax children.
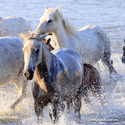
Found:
<box><xmin>48</xmin><ymin>7</ymin><xmax>78</xmax><ymax>37</ymax></box>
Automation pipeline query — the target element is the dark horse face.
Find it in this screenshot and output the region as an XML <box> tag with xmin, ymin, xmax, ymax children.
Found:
<box><xmin>122</xmin><ymin>40</ymin><xmax>125</xmax><ymax>63</ymax></box>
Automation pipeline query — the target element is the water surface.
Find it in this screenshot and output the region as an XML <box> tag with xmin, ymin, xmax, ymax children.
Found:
<box><xmin>0</xmin><ymin>0</ymin><xmax>125</xmax><ymax>124</ymax></box>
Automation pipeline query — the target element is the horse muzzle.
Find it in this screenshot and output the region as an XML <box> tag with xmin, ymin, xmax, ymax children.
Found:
<box><xmin>23</xmin><ymin>70</ymin><xmax>34</xmax><ymax>80</ymax></box>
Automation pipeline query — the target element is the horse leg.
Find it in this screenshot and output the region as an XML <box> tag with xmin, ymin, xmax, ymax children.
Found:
<box><xmin>79</xmin><ymin>84</ymin><xmax>90</xmax><ymax>103</ymax></box>
<box><xmin>101</xmin><ymin>50</ymin><xmax>117</xmax><ymax>74</ymax></box>
<box><xmin>49</xmin><ymin>95</ymin><xmax>65</xmax><ymax>124</ymax></box>
<box><xmin>9</xmin><ymin>77</ymin><xmax>27</xmax><ymax>109</ymax></box>
<box><xmin>73</xmin><ymin>90</ymin><xmax>81</xmax><ymax>123</ymax></box>
<box><xmin>82</xmin><ymin>86</ymin><xmax>91</xmax><ymax>103</ymax></box>
<box><xmin>90</xmin><ymin>81</ymin><xmax>108</xmax><ymax>108</ymax></box>
<box><xmin>34</xmin><ymin>101</ymin><xmax>45</xmax><ymax>124</ymax></box>
<box><xmin>92</xmin><ymin>90</ymin><xmax>108</xmax><ymax>109</ymax></box>
<box><xmin>66</xmin><ymin>98</ymin><xmax>72</xmax><ymax>114</ymax></box>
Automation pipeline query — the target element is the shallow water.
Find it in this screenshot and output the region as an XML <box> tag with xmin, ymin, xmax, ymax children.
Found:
<box><xmin>0</xmin><ymin>0</ymin><xmax>125</xmax><ymax>125</ymax></box>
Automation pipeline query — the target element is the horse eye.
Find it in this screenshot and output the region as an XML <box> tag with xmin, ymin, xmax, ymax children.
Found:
<box><xmin>36</xmin><ymin>49</ymin><xmax>39</xmax><ymax>53</ymax></box>
<box><xmin>47</xmin><ymin>19</ymin><xmax>52</xmax><ymax>23</ymax></box>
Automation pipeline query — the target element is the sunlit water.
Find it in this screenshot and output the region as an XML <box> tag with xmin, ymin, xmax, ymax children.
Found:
<box><xmin>0</xmin><ymin>0</ymin><xmax>125</xmax><ymax>125</ymax></box>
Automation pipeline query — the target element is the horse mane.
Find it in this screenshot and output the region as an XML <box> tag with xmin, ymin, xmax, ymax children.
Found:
<box><xmin>22</xmin><ymin>31</ymin><xmax>43</xmax><ymax>45</ymax></box>
<box><xmin>48</xmin><ymin>7</ymin><xmax>78</xmax><ymax>37</ymax></box>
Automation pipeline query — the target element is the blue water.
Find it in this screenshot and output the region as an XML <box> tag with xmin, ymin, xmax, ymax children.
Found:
<box><xmin>0</xmin><ymin>0</ymin><xmax>125</xmax><ymax>124</ymax></box>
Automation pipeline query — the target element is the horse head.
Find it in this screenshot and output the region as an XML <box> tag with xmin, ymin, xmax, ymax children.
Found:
<box><xmin>35</xmin><ymin>6</ymin><xmax>77</xmax><ymax>39</ymax></box>
<box><xmin>20</xmin><ymin>32</ymin><xmax>47</xmax><ymax>80</ymax></box>
<box><xmin>35</xmin><ymin>6</ymin><xmax>62</xmax><ymax>34</ymax></box>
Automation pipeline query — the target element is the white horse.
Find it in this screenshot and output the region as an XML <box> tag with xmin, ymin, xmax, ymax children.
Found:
<box><xmin>0</xmin><ymin>36</ymin><xmax>28</xmax><ymax>109</ymax></box>
<box><xmin>0</xmin><ymin>16</ymin><xmax>32</xmax><ymax>37</ymax></box>
<box><xmin>35</xmin><ymin>6</ymin><xmax>117</xmax><ymax>74</ymax></box>
<box><xmin>20</xmin><ymin>32</ymin><xmax>83</xmax><ymax>124</ymax></box>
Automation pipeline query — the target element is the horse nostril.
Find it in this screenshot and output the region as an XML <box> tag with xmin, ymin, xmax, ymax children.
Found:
<box><xmin>23</xmin><ymin>71</ymin><xmax>29</xmax><ymax>78</ymax></box>
<box><xmin>23</xmin><ymin>70</ymin><xmax>34</xmax><ymax>80</ymax></box>
<box><xmin>24</xmin><ymin>72</ymin><xmax>27</xmax><ymax>77</ymax></box>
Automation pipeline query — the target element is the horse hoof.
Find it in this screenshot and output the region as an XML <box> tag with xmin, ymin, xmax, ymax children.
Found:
<box><xmin>67</xmin><ymin>109</ymin><xmax>71</xmax><ymax>114</ymax></box>
<box><xmin>75</xmin><ymin>113</ymin><xmax>81</xmax><ymax>124</ymax></box>
<box><xmin>111</xmin><ymin>70</ymin><xmax>117</xmax><ymax>75</ymax></box>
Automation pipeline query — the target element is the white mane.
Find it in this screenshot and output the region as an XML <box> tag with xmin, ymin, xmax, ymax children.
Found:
<box><xmin>49</xmin><ymin>7</ymin><xmax>78</xmax><ymax>37</ymax></box>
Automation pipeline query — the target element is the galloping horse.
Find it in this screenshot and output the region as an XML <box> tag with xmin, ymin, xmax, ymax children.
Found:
<box><xmin>20</xmin><ymin>32</ymin><xmax>83</xmax><ymax>124</ymax></box>
<box><xmin>35</xmin><ymin>6</ymin><xmax>117</xmax><ymax>75</ymax></box>
<box><xmin>0</xmin><ymin>37</ymin><xmax>28</xmax><ymax>109</ymax></box>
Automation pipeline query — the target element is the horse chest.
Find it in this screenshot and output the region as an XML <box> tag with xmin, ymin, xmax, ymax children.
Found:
<box><xmin>33</xmin><ymin>81</ymin><xmax>55</xmax><ymax>103</ymax></box>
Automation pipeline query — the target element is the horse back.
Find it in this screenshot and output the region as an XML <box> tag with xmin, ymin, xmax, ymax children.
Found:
<box><xmin>52</xmin><ymin>48</ymin><xmax>82</xmax><ymax>73</ymax></box>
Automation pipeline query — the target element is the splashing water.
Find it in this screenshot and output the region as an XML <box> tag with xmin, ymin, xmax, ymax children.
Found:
<box><xmin>0</xmin><ymin>0</ymin><xmax>125</xmax><ymax>124</ymax></box>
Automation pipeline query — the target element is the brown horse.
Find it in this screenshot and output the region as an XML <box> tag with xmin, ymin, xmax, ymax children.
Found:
<box><xmin>82</xmin><ymin>63</ymin><xmax>101</xmax><ymax>102</ymax></box>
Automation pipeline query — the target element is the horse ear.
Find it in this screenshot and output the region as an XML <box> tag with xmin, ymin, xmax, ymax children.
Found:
<box><xmin>19</xmin><ymin>33</ymin><xmax>27</xmax><ymax>40</ymax></box>
<box><xmin>55</xmin><ymin>6</ymin><xmax>60</xmax><ymax>12</ymax></box>
<box><xmin>46</xmin><ymin>7</ymin><xmax>48</xmax><ymax>10</ymax></box>
<box><xmin>38</xmin><ymin>34</ymin><xmax>48</xmax><ymax>42</ymax></box>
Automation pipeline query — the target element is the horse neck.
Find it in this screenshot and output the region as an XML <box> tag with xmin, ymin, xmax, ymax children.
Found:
<box><xmin>40</xmin><ymin>42</ymin><xmax>52</xmax><ymax>72</ymax></box>
<box><xmin>36</xmin><ymin>43</ymin><xmax>58</xmax><ymax>90</ymax></box>
<box><xmin>52</xmin><ymin>20</ymin><xmax>69</xmax><ymax>48</ymax></box>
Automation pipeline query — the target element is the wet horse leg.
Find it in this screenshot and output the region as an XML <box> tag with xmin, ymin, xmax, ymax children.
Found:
<box><xmin>32</xmin><ymin>82</ymin><xmax>50</xmax><ymax>124</ymax></box>
<box><xmin>88</xmin><ymin>65</ymin><xmax>108</xmax><ymax>107</ymax></box>
<box><xmin>34</xmin><ymin>101</ymin><xmax>47</xmax><ymax>124</ymax></box>
<box><xmin>89</xmin><ymin>76</ymin><xmax>108</xmax><ymax>107</ymax></box>
<box><xmin>92</xmin><ymin>90</ymin><xmax>108</xmax><ymax>108</ymax></box>
<box><xmin>9</xmin><ymin>77</ymin><xmax>27</xmax><ymax>109</ymax></box>
<box><xmin>73</xmin><ymin>90</ymin><xmax>82</xmax><ymax>123</ymax></box>
<box><xmin>101</xmin><ymin>50</ymin><xmax>117</xmax><ymax>74</ymax></box>
<box><xmin>82</xmin><ymin>86</ymin><xmax>91</xmax><ymax>103</ymax></box>
<box><xmin>49</xmin><ymin>94</ymin><xmax>65</xmax><ymax>124</ymax></box>
<box><xmin>66</xmin><ymin>98</ymin><xmax>72</xmax><ymax>114</ymax></box>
